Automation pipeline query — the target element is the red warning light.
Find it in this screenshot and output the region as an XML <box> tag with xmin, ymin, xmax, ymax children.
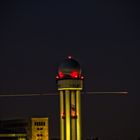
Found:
<box><xmin>70</xmin><ymin>71</ymin><xmax>79</xmax><ymax>78</ymax></box>
<box><xmin>59</xmin><ymin>71</ymin><xmax>64</xmax><ymax>78</ymax></box>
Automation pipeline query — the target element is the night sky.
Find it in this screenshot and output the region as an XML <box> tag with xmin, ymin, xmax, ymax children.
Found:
<box><xmin>0</xmin><ymin>0</ymin><xmax>140</xmax><ymax>139</ymax></box>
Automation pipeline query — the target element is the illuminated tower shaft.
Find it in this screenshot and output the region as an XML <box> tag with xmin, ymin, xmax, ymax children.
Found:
<box><xmin>58</xmin><ymin>80</ymin><xmax>83</xmax><ymax>140</ymax></box>
<box><xmin>56</xmin><ymin>57</ymin><xmax>83</xmax><ymax>140</ymax></box>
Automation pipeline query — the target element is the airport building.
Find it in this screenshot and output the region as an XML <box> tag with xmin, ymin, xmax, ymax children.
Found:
<box><xmin>0</xmin><ymin>117</ymin><xmax>49</xmax><ymax>140</ymax></box>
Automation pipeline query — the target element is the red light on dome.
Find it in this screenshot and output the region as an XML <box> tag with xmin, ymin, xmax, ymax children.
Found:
<box><xmin>70</xmin><ymin>71</ymin><xmax>79</xmax><ymax>78</ymax></box>
<box><xmin>59</xmin><ymin>71</ymin><xmax>64</xmax><ymax>78</ymax></box>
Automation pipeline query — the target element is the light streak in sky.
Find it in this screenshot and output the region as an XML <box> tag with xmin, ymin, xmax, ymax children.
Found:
<box><xmin>0</xmin><ymin>91</ymin><xmax>128</xmax><ymax>97</ymax></box>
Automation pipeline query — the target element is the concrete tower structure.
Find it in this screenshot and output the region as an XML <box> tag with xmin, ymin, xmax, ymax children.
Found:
<box><xmin>56</xmin><ymin>56</ymin><xmax>84</xmax><ymax>140</ymax></box>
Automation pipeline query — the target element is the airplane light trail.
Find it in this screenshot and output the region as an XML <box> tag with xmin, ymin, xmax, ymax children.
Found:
<box><xmin>0</xmin><ymin>91</ymin><xmax>128</xmax><ymax>97</ymax></box>
<box><xmin>86</xmin><ymin>91</ymin><xmax>128</xmax><ymax>95</ymax></box>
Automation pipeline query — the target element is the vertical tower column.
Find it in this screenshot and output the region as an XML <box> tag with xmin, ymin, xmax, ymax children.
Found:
<box><xmin>76</xmin><ymin>90</ymin><xmax>81</xmax><ymax>140</ymax></box>
<box><xmin>60</xmin><ymin>91</ymin><xmax>65</xmax><ymax>140</ymax></box>
<box><xmin>71</xmin><ymin>91</ymin><xmax>76</xmax><ymax>140</ymax></box>
<box><xmin>65</xmin><ymin>90</ymin><xmax>71</xmax><ymax>140</ymax></box>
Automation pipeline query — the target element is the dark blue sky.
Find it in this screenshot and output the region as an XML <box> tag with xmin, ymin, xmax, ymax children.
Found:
<box><xmin>0</xmin><ymin>0</ymin><xmax>140</xmax><ymax>139</ymax></box>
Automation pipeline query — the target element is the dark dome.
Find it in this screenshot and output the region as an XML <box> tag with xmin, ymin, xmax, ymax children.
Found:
<box><xmin>58</xmin><ymin>57</ymin><xmax>81</xmax><ymax>76</ymax></box>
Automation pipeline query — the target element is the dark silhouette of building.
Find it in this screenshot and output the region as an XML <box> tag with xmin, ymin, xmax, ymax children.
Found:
<box><xmin>0</xmin><ymin>119</ymin><xmax>28</xmax><ymax>140</ymax></box>
<box><xmin>0</xmin><ymin>117</ymin><xmax>49</xmax><ymax>140</ymax></box>
<box><xmin>86</xmin><ymin>137</ymin><xmax>99</xmax><ymax>140</ymax></box>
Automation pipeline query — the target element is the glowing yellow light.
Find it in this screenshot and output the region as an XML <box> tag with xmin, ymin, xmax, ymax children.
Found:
<box><xmin>58</xmin><ymin>88</ymin><xmax>82</xmax><ymax>90</ymax></box>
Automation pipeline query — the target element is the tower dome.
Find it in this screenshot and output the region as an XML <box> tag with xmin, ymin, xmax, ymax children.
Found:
<box><xmin>58</xmin><ymin>56</ymin><xmax>82</xmax><ymax>79</ymax></box>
